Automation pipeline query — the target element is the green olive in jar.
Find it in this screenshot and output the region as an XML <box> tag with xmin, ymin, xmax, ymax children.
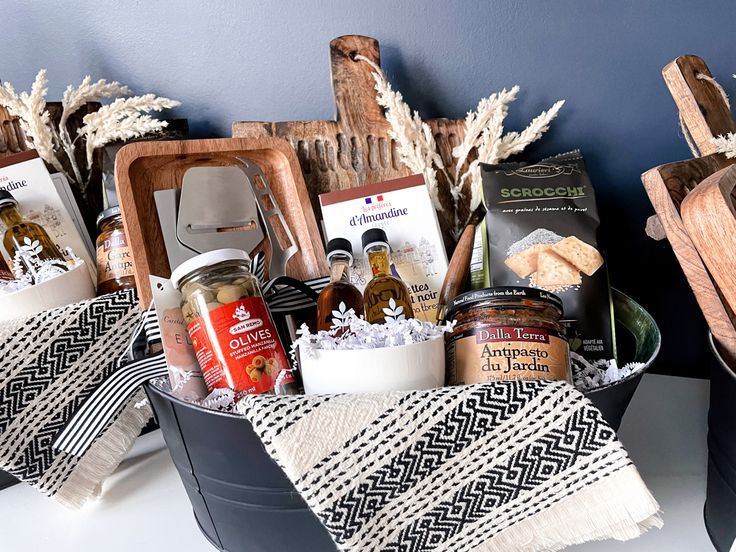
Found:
<box><xmin>170</xmin><ymin>249</ymin><xmax>299</xmax><ymax>397</ymax></box>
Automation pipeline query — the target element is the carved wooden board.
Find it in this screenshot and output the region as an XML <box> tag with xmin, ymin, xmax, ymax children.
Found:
<box><xmin>663</xmin><ymin>55</ymin><xmax>736</xmax><ymax>156</ymax></box>
<box><xmin>0</xmin><ymin>106</ymin><xmax>28</xmax><ymax>159</ymax></box>
<box><xmin>643</xmin><ymin>54</ymin><xmax>736</xmax><ymax>363</ymax></box>
<box><xmin>233</xmin><ymin>35</ymin><xmax>467</xmax><ymax>237</ymax></box>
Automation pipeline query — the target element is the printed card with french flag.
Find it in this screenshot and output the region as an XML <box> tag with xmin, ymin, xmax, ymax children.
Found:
<box><xmin>319</xmin><ymin>174</ymin><xmax>448</xmax><ymax>322</ymax></box>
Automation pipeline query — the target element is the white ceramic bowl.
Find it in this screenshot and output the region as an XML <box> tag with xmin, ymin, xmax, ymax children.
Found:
<box><xmin>0</xmin><ymin>261</ymin><xmax>96</xmax><ymax>321</ymax></box>
<box><xmin>299</xmin><ymin>336</ymin><xmax>446</xmax><ymax>395</ymax></box>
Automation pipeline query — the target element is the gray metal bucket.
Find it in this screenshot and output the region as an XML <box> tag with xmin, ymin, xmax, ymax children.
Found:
<box><xmin>146</xmin><ymin>288</ymin><xmax>659</xmax><ymax>552</ymax></box>
<box><xmin>585</xmin><ymin>289</ymin><xmax>661</xmax><ymax>430</ymax></box>
<box><xmin>0</xmin><ymin>469</ymin><xmax>17</xmax><ymax>490</ymax></box>
<box><xmin>706</xmin><ymin>334</ymin><xmax>736</xmax><ymax>552</ymax></box>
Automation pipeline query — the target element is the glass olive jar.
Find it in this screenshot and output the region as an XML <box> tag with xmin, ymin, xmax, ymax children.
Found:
<box><xmin>95</xmin><ymin>207</ymin><xmax>136</xmax><ymax>295</ymax></box>
<box><xmin>170</xmin><ymin>248</ymin><xmax>298</xmax><ymax>397</ymax></box>
<box><xmin>445</xmin><ymin>286</ymin><xmax>571</xmax><ymax>385</ymax></box>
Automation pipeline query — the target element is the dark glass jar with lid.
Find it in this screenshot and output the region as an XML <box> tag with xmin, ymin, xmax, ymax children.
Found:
<box><xmin>444</xmin><ymin>286</ymin><xmax>571</xmax><ymax>385</ymax></box>
<box><xmin>95</xmin><ymin>206</ymin><xmax>136</xmax><ymax>295</ymax></box>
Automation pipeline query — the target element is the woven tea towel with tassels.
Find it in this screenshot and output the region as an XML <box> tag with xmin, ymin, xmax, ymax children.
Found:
<box><xmin>0</xmin><ymin>288</ymin><xmax>152</xmax><ymax>508</ymax></box>
<box><xmin>239</xmin><ymin>381</ymin><xmax>662</xmax><ymax>552</ymax></box>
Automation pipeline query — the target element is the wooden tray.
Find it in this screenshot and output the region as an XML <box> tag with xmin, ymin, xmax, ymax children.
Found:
<box><xmin>115</xmin><ymin>137</ymin><xmax>328</xmax><ymax>306</ymax></box>
<box><xmin>233</xmin><ymin>35</ymin><xmax>467</xmax><ymax>237</ymax></box>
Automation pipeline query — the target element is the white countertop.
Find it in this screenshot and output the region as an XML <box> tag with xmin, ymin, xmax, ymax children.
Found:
<box><xmin>0</xmin><ymin>374</ymin><xmax>725</xmax><ymax>552</ymax></box>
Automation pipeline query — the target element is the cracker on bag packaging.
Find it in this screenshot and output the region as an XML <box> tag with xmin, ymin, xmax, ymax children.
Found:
<box><xmin>470</xmin><ymin>151</ymin><xmax>615</xmax><ymax>360</ymax></box>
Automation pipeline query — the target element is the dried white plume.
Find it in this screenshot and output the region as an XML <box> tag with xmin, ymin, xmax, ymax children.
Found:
<box><xmin>80</xmin><ymin>94</ymin><xmax>180</xmax><ymax>169</ymax></box>
<box><xmin>0</xmin><ymin>70</ymin><xmax>179</xmax><ymax>195</ymax></box>
<box><xmin>0</xmin><ymin>70</ymin><xmax>65</xmax><ymax>175</ymax></box>
<box><xmin>712</xmin><ymin>76</ymin><xmax>736</xmax><ymax>158</ymax></box>
<box><xmin>713</xmin><ymin>132</ymin><xmax>736</xmax><ymax>158</ymax></box>
<box><xmin>360</xmin><ymin>55</ymin><xmax>448</xmax><ymax>210</ymax></box>
<box><xmin>357</xmin><ymin>57</ymin><xmax>564</xmax><ymax>237</ymax></box>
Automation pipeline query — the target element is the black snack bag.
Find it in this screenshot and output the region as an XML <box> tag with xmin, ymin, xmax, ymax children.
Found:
<box><xmin>470</xmin><ymin>151</ymin><xmax>615</xmax><ymax>361</ymax></box>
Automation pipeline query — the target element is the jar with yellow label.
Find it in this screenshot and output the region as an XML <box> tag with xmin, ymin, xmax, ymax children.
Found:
<box><xmin>95</xmin><ymin>207</ymin><xmax>136</xmax><ymax>295</ymax></box>
<box><xmin>445</xmin><ymin>286</ymin><xmax>571</xmax><ymax>384</ymax></box>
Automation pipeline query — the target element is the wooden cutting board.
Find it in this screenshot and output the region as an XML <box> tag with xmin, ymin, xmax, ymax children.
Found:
<box><xmin>681</xmin><ymin>165</ymin><xmax>736</xmax><ymax>319</ymax></box>
<box><xmin>233</xmin><ymin>34</ymin><xmax>467</xmax><ymax>238</ymax></box>
<box><xmin>642</xmin><ymin>155</ymin><xmax>736</xmax><ymax>360</ymax></box>
<box><xmin>0</xmin><ymin>107</ymin><xmax>27</xmax><ymax>158</ymax></box>
<box><xmin>642</xmin><ymin>54</ymin><xmax>736</xmax><ymax>362</ymax></box>
<box><xmin>115</xmin><ymin>137</ymin><xmax>328</xmax><ymax>306</ymax></box>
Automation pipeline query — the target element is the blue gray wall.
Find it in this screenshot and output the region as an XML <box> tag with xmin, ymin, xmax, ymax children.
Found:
<box><xmin>4</xmin><ymin>0</ymin><xmax>734</xmax><ymax>376</ymax></box>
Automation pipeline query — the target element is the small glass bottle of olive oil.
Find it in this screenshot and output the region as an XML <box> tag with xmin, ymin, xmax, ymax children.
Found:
<box><xmin>361</xmin><ymin>228</ymin><xmax>414</xmax><ymax>323</ymax></box>
<box><xmin>316</xmin><ymin>238</ymin><xmax>364</xmax><ymax>331</ymax></box>
<box><xmin>0</xmin><ymin>189</ymin><xmax>65</xmax><ymax>274</ymax></box>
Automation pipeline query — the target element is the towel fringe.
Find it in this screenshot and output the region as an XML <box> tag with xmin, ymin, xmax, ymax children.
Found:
<box><xmin>55</xmin><ymin>389</ymin><xmax>152</xmax><ymax>509</ymax></box>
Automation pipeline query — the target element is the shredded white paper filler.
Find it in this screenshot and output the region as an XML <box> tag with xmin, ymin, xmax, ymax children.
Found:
<box><xmin>152</xmin><ymin>312</ymin><xmax>645</xmax><ymax>414</ymax></box>
<box><xmin>0</xmin><ymin>246</ymin><xmax>82</xmax><ymax>296</ymax></box>
<box><xmin>152</xmin><ymin>376</ymin><xmax>239</xmax><ymax>412</ymax></box>
<box><xmin>291</xmin><ymin>309</ymin><xmax>455</xmax><ymax>362</ymax></box>
<box><xmin>571</xmin><ymin>351</ymin><xmax>645</xmax><ymax>391</ymax></box>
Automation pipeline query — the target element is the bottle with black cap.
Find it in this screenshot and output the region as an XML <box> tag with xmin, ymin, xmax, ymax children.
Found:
<box><xmin>316</xmin><ymin>237</ymin><xmax>364</xmax><ymax>331</ymax></box>
<box><xmin>0</xmin><ymin>189</ymin><xmax>65</xmax><ymax>273</ymax></box>
<box><xmin>361</xmin><ymin>228</ymin><xmax>414</xmax><ymax>323</ymax></box>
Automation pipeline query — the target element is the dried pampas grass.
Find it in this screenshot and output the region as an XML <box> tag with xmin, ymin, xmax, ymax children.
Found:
<box><xmin>712</xmin><ymin>76</ymin><xmax>736</xmax><ymax>158</ymax></box>
<box><xmin>713</xmin><ymin>132</ymin><xmax>736</xmax><ymax>158</ymax></box>
<box><xmin>0</xmin><ymin>70</ymin><xmax>65</xmax><ymax>175</ymax></box>
<box><xmin>80</xmin><ymin>94</ymin><xmax>180</xmax><ymax>169</ymax></box>
<box><xmin>0</xmin><ymin>70</ymin><xmax>179</xmax><ymax>196</ymax></box>
<box><xmin>357</xmin><ymin>56</ymin><xmax>564</xmax><ymax>237</ymax></box>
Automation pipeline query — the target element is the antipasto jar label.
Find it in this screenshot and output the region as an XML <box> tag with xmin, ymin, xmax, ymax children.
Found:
<box><xmin>447</xmin><ymin>325</ymin><xmax>570</xmax><ymax>383</ymax></box>
<box><xmin>96</xmin><ymin>231</ymin><xmax>134</xmax><ymax>284</ymax></box>
<box><xmin>187</xmin><ymin>296</ymin><xmax>293</xmax><ymax>395</ymax></box>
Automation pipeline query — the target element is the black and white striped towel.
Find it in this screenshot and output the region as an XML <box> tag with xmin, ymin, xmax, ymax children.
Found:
<box><xmin>0</xmin><ymin>288</ymin><xmax>150</xmax><ymax>508</ymax></box>
<box><xmin>51</xmin><ymin>268</ymin><xmax>329</xmax><ymax>458</ymax></box>
<box><xmin>0</xmin><ymin>266</ymin><xmax>328</xmax><ymax>508</ymax></box>
<box><xmin>238</xmin><ymin>381</ymin><xmax>662</xmax><ymax>551</ymax></box>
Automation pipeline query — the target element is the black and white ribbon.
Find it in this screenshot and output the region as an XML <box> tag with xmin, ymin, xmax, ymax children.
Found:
<box><xmin>54</xmin><ymin>272</ymin><xmax>325</xmax><ymax>457</ymax></box>
<box><xmin>53</xmin><ymin>309</ymin><xmax>168</xmax><ymax>456</ymax></box>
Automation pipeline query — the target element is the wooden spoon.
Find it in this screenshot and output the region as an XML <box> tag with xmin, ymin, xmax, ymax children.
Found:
<box><xmin>435</xmin><ymin>211</ymin><xmax>484</xmax><ymax>323</ymax></box>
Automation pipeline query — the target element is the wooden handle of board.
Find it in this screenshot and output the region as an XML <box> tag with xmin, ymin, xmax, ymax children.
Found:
<box><xmin>435</xmin><ymin>222</ymin><xmax>476</xmax><ymax>323</ymax></box>
<box><xmin>330</xmin><ymin>35</ymin><xmax>388</xmax><ymax>136</ymax></box>
<box><xmin>663</xmin><ymin>55</ymin><xmax>736</xmax><ymax>156</ymax></box>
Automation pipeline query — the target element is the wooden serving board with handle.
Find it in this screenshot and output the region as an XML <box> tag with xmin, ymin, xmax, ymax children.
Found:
<box><xmin>233</xmin><ymin>34</ymin><xmax>467</xmax><ymax>238</ymax></box>
<box><xmin>642</xmin><ymin>54</ymin><xmax>736</xmax><ymax>363</ymax></box>
<box><xmin>0</xmin><ymin>106</ymin><xmax>27</xmax><ymax>159</ymax></box>
<box><xmin>641</xmin><ymin>155</ymin><xmax>736</xmax><ymax>361</ymax></box>
<box><xmin>115</xmin><ymin>137</ymin><xmax>328</xmax><ymax>306</ymax></box>
<box><xmin>681</xmin><ymin>165</ymin><xmax>736</xmax><ymax>320</ymax></box>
